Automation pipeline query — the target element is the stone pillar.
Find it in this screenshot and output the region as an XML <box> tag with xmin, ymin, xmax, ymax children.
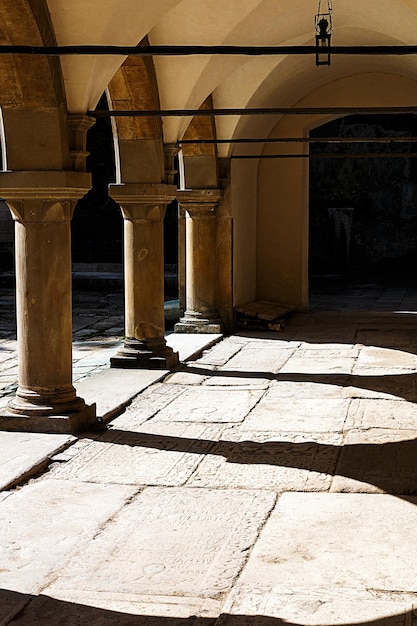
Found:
<box><xmin>109</xmin><ymin>183</ymin><xmax>179</xmax><ymax>369</ymax></box>
<box><xmin>175</xmin><ymin>189</ymin><xmax>223</xmax><ymax>334</ymax></box>
<box><xmin>0</xmin><ymin>172</ymin><xmax>97</xmax><ymax>434</ymax></box>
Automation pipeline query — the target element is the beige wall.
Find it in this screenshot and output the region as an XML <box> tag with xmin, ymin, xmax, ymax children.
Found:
<box><xmin>251</xmin><ymin>72</ymin><xmax>417</xmax><ymax>311</ymax></box>
<box><xmin>231</xmin><ymin>159</ymin><xmax>258</xmax><ymax>307</ymax></box>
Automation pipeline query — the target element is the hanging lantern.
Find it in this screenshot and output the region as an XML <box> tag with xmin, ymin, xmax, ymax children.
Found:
<box><xmin>315</xmin><ymin>0</ymin><xmax>333</xmax><ymax>66</ymax></box>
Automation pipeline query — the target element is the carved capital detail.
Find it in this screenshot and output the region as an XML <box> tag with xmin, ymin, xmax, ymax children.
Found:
<box><xmin>110</xmin><ymin>183</ymin><xmax>177</xmax><ymax>221</ymax></box>
<box><xmin>0</xmin><ymin>171</ymin><xmax>92</xmax><ymax>223</ymax></box>
<box><xmin>68</xmin><ymin>114</ymin><xmax>96</xmax><ymax>172</ymax></box>
<box><xmin>177</xmin><ymin>188</ymin><xmax>224</xmax><ymax>218</ymax></box>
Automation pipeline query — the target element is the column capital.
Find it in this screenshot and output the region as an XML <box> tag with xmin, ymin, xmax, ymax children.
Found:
<box><xmin>109</xmin><ymin>183</ymin><xmax>177</xmax><ymax>222</ymax></box>
<box><xmin>68</xmin><ymin>114</ymin><xmax>96</xmax><ymax>172</ymax></box>
<box><xmin>164</xmin><ymin>144</ymin><xmax>181</xmax><ymax>184</ymax></box>
<box><xmin>0</xmin><ymin>171</ymin><xmax>92</xmax><ymax>222</ymax></box>
<box><xmin>177</xmin><ymin>189</ymin><xmax>224</xmax><ymax>217</ymax></box>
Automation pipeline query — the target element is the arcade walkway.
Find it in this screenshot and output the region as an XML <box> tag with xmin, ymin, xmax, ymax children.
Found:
<box><xmin>1</xmin><ymin>285</ymin><xmax>417</xmax><ymax>625</ymax></box>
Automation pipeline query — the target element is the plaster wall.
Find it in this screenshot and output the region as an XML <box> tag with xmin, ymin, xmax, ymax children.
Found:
<box><xmin>231</xmin><ymin>159</ymin><xmax>258</xmax><ymax>307</ymax></box>
<box><xmin>256</xmin><ymin>73</ymin><xmax>417</xmax><ymax>310</ymax></box>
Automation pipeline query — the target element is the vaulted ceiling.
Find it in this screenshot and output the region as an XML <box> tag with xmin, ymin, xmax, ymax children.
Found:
<box><xmin>6</xmin><ymin>1</ymin><xmax>417</xmax><ymax>145</ymax></box>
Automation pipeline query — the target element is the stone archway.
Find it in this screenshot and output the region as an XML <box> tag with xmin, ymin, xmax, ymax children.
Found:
<box><xmin>254</xmin><ymin>73</ymin><xmax>417</xmax><ymax>312</ymax></box>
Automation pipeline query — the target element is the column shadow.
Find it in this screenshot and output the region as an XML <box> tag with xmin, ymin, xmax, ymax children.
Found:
<box><xmin>0</xmin><ymin>589</ymin><xmax>411</xmax><ymax>625</ymax></box>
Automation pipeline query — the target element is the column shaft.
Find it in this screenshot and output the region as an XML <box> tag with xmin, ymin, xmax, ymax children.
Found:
<box><xmin>0</xmin><ymin>175</ymin><xmax>97</xmax><ymax>433</ymax></box>
<box><xmin>175</xmin><ymin>189</ymin><xmax>223</xmax><ymax>334</ymax></box>
<box><xmin>109</xmin><ymin>184</ymin><xmax>179</xmax><ymax>369</ymax></box>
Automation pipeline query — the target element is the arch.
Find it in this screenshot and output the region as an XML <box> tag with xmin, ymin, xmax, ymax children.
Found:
<box><xmin>229</xmin><ymin>72</ymin><xmax>417</xmax><ymax>309</ymax></box>
<box><xmin>107</xmin><ymin>45</ymin><xmax>165</xmax><ymax>183</ymax></box>
<box><xmin>180</xmin><ymin>96</ymin><xmax>219</xmax><ymax>189</ymax></box>
<box><xmin>0</xmin><ymin>1</ymin><xmax>71</xmax><ymax>170</ymax></box>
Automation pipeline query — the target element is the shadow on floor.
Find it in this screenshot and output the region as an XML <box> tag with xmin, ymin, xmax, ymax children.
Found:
<box><xmin>95</xmin><ymin>426</ymin><xmax>417</xmax><ymax>498</ymax></box>
<box><xmin>179</xmin><ymin>365</ymin><xmax>417</xmax><ymax>403</ymax></box>
<box><xmin>1</xmin><ymin>589</ymin><xmax>410</xmax><ymax>625</ymax></box>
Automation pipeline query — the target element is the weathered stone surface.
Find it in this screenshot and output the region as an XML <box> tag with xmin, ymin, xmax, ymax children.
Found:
<box><xmin>218</xmin><ymin>346</ymin><xmax>295</xmax><ymax>374</ymax></box>
<box><xmin>196</xmin><ymin>339</ymin><xmax>245</xmax><ymax>366</ymax></box>
<box><xmin>0</xmin><ymin>479</ymin><xmax>136</xmax><ymax>594</ymax></box>
<box><xmin>0</xmin><ymin>432</ymin><xmax>74</xmax><ymax>490</ymax></box>
<box><xmin>354</xmin><ymin>346</ymin><xmax>417</xmax><ymax>369</ymax></box>
<box><xmin>218</xmin><ymin>592</ymin><xmax>412</xmax><ymax>625</ymax></box>
<box><xmin>280</xmin><ymin>353</ymin><xmax>355</xmax><ymax>374</ymax></box>
<box><xmin>74</xmin><ymin>367</ymin><xmax>168</xmax><ymax>422</ymax></box>
<box><xmin>166</xmin><ymin>333</ymin><xmax>223</xmax><ymax>363</ymax></box>
<box><xmin>165</xmin><ymin>363</ymin><xmax>214</xmax><ymax>386</ymax></box>
<box><xmin>227</xmin><ymin>493</ymin><xmax>417</xmax><ymax>617</ymax></box>
<box><xmin>241</xmin><ymin>395</ymin><xmax>350</xmax><ymax>432</ymax></box>
<box><xmin>204</xmin><ymin>372</ymin><xmax>271</xmax><ymax>389</ymax></box>
<box><xmin>114</xmin><ymin>382</ymin><xmax>187</xmax><ymax>427</ymax></box>
<box><xmin>48</xmin><ymin>422</ymin><xmax>220</xmax><ymax>486</ymax></box>
<box><xmin>44</xmin><ymin>488</ymin><xmax>276</xmax><ymax>612</ymax></box>
<box><xmin>331</xmin><ymin>428</ymin><xmax>417</xmax><ymax>494</ymax></box>
<box><xmin>189</xmin><ymin>430</ymin><xmax>340</xmax><ymax>491</ymax></box>
<box><xmin>152</xmin><ymin>387</ymin><xmax>264</xmax><ymax>424</ymax></box>
<box><xmin>345</xmin><ymin>398</ymin><xmax>417</xmax><ymax>430</ymax></box>
<box><xmin>269</xmin><ymin>379</ymin><xmax>347</xmax><ymax>398</ymax></box>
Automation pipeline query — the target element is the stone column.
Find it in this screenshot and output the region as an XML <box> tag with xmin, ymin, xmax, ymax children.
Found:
<box><xmin>175</xmin><ymin>189</ymin><xmax>223</xmax><ymax>334</ymax></box>
<box><xmin>0</xmin><ymin>172</ymin><xmax>97</xmax><ymax>434</ymax></box>
<box><xmin>109</xmin><ymin>183</ymin><xmax>179</xmax><ymax>369</ymax></box>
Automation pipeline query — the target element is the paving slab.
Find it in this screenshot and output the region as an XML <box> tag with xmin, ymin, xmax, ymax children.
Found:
<box><xmin>345</xmin><ymin>398</ymin><xmax>417</xmax><ymax>430</ymax></box>
<box><xmin>241</xmin><ymin>395</ymin><xmax>350</xmax><ymax>432</ymax></box>
<box><xmin>0</xmin><ymin>432</ymin><xmax>74</xmax><ymax>491</ymax></box>
<box><xmin>331</xmin><ymin>428</ymin><xmax>417</xmax><ymax>494</ymax></box>
<box><xmin>43</xmin><ymin>487</ymin><xmax>276</xmax><ymax>617</ymax></box>
<box><xmin>269</xmin><ymin>378</ymin><xmax>348</xmax><ymax>398</ymax></box>
<box><xmin>280</xmin><ymin>352</ymin><xmax>356</xmax><ymax>374</ymax></box>
<box><xmin>195</xmin><ymin>339</ymin><xmax>245</xmax><ymax>366</ymax></box>
<box><xmin>151</xmin><ymin>387</ymin><xmax>264</xmax><ymax>424</ymax></box>
<box><xmin>74</xmin><ymin>367</ymin><xmax>168</xmax><ymax>422</ymax></box>
<box><xmin>217</xmin><ymin>594</ymin><xmax>413</xmax><ymax>625</ymax></box>
<box><xmin>47</xmin><ymin>422</ymin><xmax>221</xmax><ymax>487</ymax></box>
<box><xmin>217</xmin><ymin>345</ymin><xmax>295</xmax><ymax>374</ymax></box>
<box><xmin>166</xmin><ymin>333</ymin><xmax>223</xmax><ymax>362</ymax></box>
<box><xmin>223</xmin><ymin>493</ymin><xmax>417</xmax><ymax>623</ymax></box>
<box><xmin>114</xmin><ymin>382</ymin><xmax>188</xmax><ymax>427</ymax></box>
<box><xmin>165</xmin><ymin>363</ymin><xmax>215</xmax><ymax>386</ymax></box>
<box><xmin>354</xmin><ymin>346</ymin><xmax>417</xmax><ymax>369</ymax></box>
<box><xmin>204</xmin><ymin>370</ymin><xmax>271</xmax><ymax>389</ymax></box>
<box><xmin>188</xmin><ymin>430</ymin><xmax>341</xmax><ymax>491</ymax></box>
<box><xmin>0</xmin><ymin>479</ymin><xmax>137</xmax><ymax>594</ymax></box>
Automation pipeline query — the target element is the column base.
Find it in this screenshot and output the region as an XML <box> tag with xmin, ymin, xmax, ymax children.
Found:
<box><xmin>0</xmin><ymin>386</ymin><xmax>98</xmax><ymax>434</ymax></box>
<box><xmin>175</xmin><ymin>315</ymin><xmax>222</xmax><ymax>334</ymax></box>
<box><xmin>0</xmin><ymin>403</ymin><xmax>97</xmax><ymax>435</ymax></box>
<box><xmin>110</xmin><ymin>337</ymin><xmax>179</xmax><ymax>370</ymax></box>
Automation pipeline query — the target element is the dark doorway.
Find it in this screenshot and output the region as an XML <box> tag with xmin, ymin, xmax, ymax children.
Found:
<box><xmin>309</xmin><ymin>114</ymin><xmax>417</xmax><ymax>304</ymax></box>
<box><xmin>71</xmin><ymin>92</ymin><xmax>123</xmax><ymax>268</ymax></box>
<box><xmin>71</xmin><ymin>94</ymin><xmax>179</xmax><ymax>302</ymax></box>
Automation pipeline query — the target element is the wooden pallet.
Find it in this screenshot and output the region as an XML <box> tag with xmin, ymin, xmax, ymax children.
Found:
<box><xmin>235</xmin><ymin>300</ymin><xmax>294</xmax><ymax>330</ymax></box>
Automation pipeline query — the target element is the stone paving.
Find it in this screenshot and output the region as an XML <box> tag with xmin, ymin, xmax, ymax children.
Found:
<box><xmin>1</xmin><ymin>285</ymin><xmax>417</xmax><ymax>624</ymax></box>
